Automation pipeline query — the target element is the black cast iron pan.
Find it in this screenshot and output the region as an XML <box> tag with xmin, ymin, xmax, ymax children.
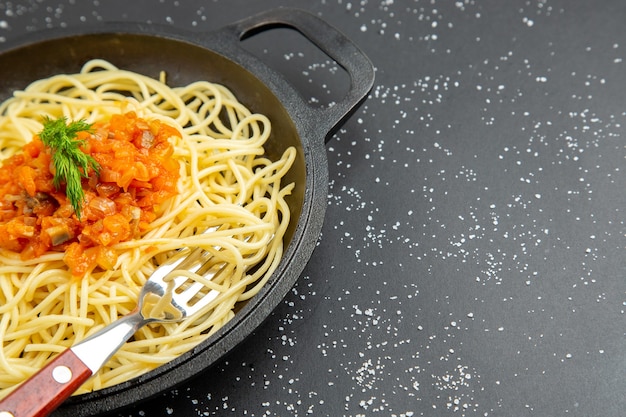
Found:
<box><xmin>0</xmin><ymin>8</ymin><xmax>374</xmax><ymax>416</ymax></box>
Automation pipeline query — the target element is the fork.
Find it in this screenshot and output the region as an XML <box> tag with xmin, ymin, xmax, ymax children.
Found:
<box><xmin>0</xmin><ymin>235</ymin><xmax>235</xmax><ymax>417</ymax></box>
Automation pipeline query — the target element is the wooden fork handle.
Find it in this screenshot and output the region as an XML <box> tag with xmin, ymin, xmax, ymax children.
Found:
<box><xmin>0</xmin><ymin>349</ymin><xmax>92</xmax><ymax>417</ymax></box>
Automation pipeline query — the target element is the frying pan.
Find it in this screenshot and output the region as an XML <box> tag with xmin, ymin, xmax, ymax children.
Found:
<box><xmin>0</xmin><ymin>7</ymin><xmax>374</xmax><ymax>417</ymax></box>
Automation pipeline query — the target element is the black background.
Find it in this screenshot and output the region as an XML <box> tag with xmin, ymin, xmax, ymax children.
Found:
<box><xmin>2</xmin><ymin>1</ymin><xmax>625</xmax><ymax>416</ymax></box>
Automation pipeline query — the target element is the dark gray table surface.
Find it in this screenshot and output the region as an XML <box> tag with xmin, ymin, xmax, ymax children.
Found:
<box><xmin>2</xmin><ymin>1</ymin><xmax>625</xmax><ymax>416</ymax></box>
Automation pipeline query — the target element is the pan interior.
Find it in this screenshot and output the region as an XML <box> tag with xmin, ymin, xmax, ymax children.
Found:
<box><xmin>0</xmin><ymin>32</ymin><xmax>306</xmax><ymax>251</ymax></box>
<box><xmin>0</xmin><ymin>32</ymin><xmax>309</xmax><ymax>396</ymax></box>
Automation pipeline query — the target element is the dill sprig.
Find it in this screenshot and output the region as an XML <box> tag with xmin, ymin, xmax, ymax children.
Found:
<box><xmin>39</xmin><ymin>116</ymin><xmax>100</xmax><ymax>219</ymax></box>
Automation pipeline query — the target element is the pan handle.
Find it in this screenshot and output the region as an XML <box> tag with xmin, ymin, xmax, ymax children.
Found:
<box><xmin>228</xmin><ymin>8</ymin><xmax>375</xmax><ymax>142</ymax></box>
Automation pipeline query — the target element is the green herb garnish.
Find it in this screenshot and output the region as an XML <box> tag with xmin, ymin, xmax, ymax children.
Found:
<box><xmin>39</xmin><ymin>116</ymin><xmax>100</xmax><ymax>219</ymax></box>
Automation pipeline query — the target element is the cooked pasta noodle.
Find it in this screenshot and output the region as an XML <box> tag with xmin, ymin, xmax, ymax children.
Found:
<box><xmin>0</xmin><ymin>59</ymin><xmax>295</xmax><ymax>396</ymax></box>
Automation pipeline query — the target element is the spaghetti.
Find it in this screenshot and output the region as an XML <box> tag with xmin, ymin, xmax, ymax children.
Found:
<box><xmin>0</xmin><ymin>59</ymin><xmax>296</xmax><ymax>396</ymax></box>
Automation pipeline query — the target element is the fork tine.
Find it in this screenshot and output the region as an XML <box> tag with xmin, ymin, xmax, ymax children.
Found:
<box><xmin>149</xmin><ymin>226</ymin><xmax>221</xmax><ymax>279</ymax></box>
<box><xmin>146</xmin><ymin>227</ymin><xmax>254</xmax><ymax>319</ymax></box>
<box><xmin>168</xmin><ymin>259</ymin><xmax>232</xmax><ymax>316</ymax></box>
<box><xmin>181</xmin><ymin>288</ymin><xmax>220</xmax><ymax>316</ymax></box>
<box><xmin>175</xmin><ymin>281</ymin><xmax>205</xmax><ymax>303</ymax></box>
<box><xmin>171</xmin><ymin>247</ymin><xmax>214</xmax><ymax>275</ymax></box>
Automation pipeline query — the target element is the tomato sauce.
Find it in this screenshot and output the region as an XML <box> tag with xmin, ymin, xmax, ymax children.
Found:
<box><xmin>0</xmin><ymin>112</ymin><xmax>181</xmax><ymax>276</ymax></box>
